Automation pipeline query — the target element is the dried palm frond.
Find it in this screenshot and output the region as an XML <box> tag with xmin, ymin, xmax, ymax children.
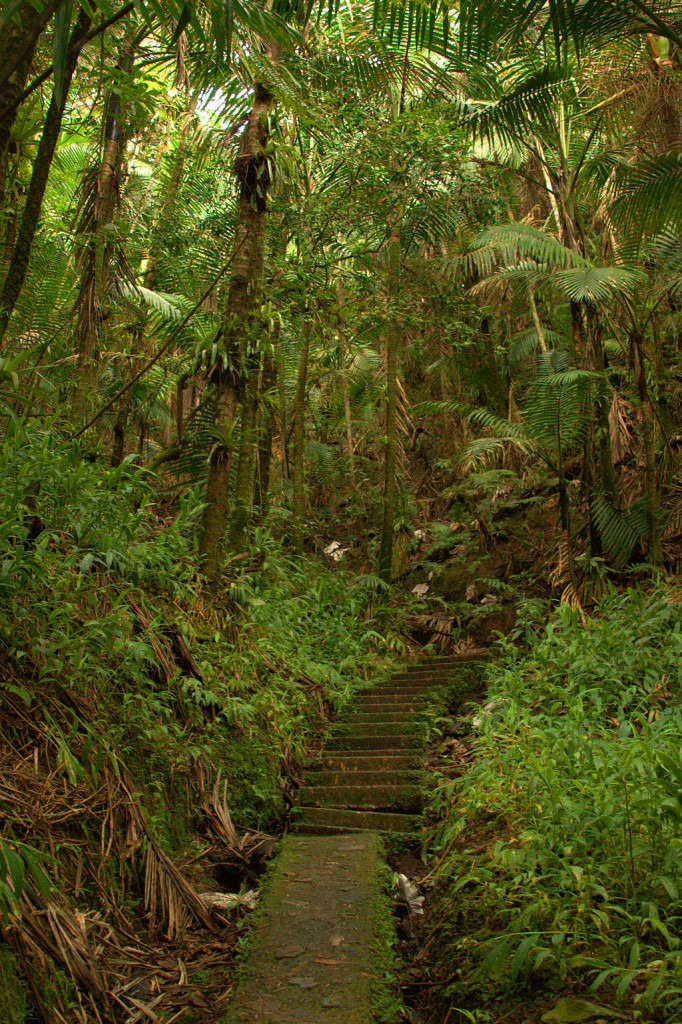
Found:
<box><xmin>197</xmin><ymin>771</ymin><xmax>276</xmax><ymax>866</ymax></box>
<box><xmin>408</xmin><ymin>612</ymin><xmax>462</xmax><ymax>652</ymax></box>
<box><xmin>396</xmin><ymin>376</ymin><xmax>414</xmax><ymax>475</ymax></box>
<box><xmin>549</xmin><ymin>531</ymin><xmax>588</xmax><ymax>624</ymax></box>
<box><xmin>609</xmin><ymin>390</ymin><xmax>634</xmax><ymax>463</ymax></box>
<box><xmin>121</xmin><ymin>775</ymin><xmax>215</xmax><ymax>941</ymax></box>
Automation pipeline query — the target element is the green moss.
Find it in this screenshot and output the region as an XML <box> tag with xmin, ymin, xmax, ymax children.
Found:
<box><xmin>370</xmin><ymin>851</ymin><xmax>404</xmax><ymax>1024</ymax></box>
<box><xmin>0</xmin><ymin>945</ymin><xmax>27</xmax><ymax>1024</ymax></box>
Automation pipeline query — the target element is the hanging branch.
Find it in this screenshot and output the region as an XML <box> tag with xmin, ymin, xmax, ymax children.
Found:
<box><xmin>69</xmin><ymin>237</ymin><xmax>247</xmax><ymax>441</ymax></box>
<box><xmin>0</xmin><ymin>3</ymin><xmax>137</xmax><ymax>123</ymax></box>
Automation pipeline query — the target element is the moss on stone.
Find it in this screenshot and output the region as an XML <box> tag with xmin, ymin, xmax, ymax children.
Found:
<box><xmin>0</xmin><ymin>945</ymin><xmax>27</xmax><ymax>1024</ymax></box>
<box><xmin>370</xmin><ymin>852</ymin><xmax>404</xmax><ymax>1024</ymax></box>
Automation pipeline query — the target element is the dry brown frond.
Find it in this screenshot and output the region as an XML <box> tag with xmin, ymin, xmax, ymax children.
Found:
<box><xmin>609</xmin><ymin>390</ymin><xmax>634</xmax><ymax>464</ymax></box>
<box><xmin>196</xmin><ymin>770</ymin><xmax>276</xmax><ymax>868</ymax></box>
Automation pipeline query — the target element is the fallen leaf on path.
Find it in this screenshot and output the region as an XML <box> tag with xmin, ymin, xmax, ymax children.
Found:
<box><xmin>275</xmin><ymin>944</ymin><xmax>305</xmax><ymax>959</ymax></box>
<box><xmin>395</xmin><ymin>873</ymin><xmax>424</xmax><ymax>916</ymax></box>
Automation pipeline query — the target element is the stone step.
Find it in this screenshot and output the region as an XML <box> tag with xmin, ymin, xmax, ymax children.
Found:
<box><xmin>301</xmin><ymin>784</ymin><xmax>421</xmax><ymax>811</ymax></box>
<box><xmin>306</xmin><ymin>769</ymin><xmax>421</xmax><ymax>787</ymax></box>
<box><xmin>326</xmin><ymin>734</ymin><xmax>421</xmax><ymax>752</ymax></box>
<box><xmin>295</xmin><ymin>806</ymin><xmax>421</xmax><ymax>835</ymax></box>
<box><xmin>402</xmin><ymin>653</ymin><xmax>487</xmax><ymax>668</ymax></box>
<box><xmin>364</xmin><ymin>685</ymin><xmax>438</xmax><ymax>698</ymax></box>
<box><xmin>333</xmin><ymin>721</ymin><xmax>414</xmax><ymax>737</ymax></box>
<box><xmin>312</xmin><ymin>752</ymin><xmax>424</xmax><ymax>772</ymax></box>
<box><xmin>354</xmin><ymin>699</ymin><xmax>427</xmax><ymax>713</ymax></box>
<box><xmin>380</xmin><ymin>674</ymin><xmax>455</xmax><ymax>686</ymax></box>
<box><xmin>344</xmin><ymin>710</ymin><xmax>415</xmax><ymax>724</ymax></box>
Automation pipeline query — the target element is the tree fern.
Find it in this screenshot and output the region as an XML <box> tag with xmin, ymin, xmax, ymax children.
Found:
<box><xmin>591</xmin><ymin>492</ymin><xmax>649</xmax><ymax>567</ymax></box>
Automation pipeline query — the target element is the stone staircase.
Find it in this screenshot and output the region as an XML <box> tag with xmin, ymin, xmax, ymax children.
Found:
<box><xmin>294</xmin><ymin>653</ymin><xmax>482</xmax><ymax>835</ymax></box>
<box><xmin>226</xmin><ymin>654</ymin><xmax>485</xmax><ymax>1024</ymax></box>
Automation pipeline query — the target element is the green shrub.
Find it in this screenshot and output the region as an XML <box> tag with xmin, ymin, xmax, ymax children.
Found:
<box><xmin>429</xmin><ymin>585</ymin><xmax>682</xmax><ymax>1019</ymax></box>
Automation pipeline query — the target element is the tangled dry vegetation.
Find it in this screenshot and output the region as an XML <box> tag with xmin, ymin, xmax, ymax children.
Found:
<box><xmin>0</xmin><ymin>680</ymin><xmax>278</xmax><ymax>1024</ymax></box>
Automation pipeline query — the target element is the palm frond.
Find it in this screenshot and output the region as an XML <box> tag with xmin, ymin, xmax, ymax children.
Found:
<box><xmin>464</xmin><ymin>222</ymin><xmax>584</xmax><ymax>279</ymax></box>
<box><xmin>591</xmin><ymin>492</ymin><xmax>649</xmax><ymax>567</ymax></box>
<box><xmin>509</xmin><ymin>327</ymin><xmax>568</xmax><ymax>362</ymax></box>
<box><xmin>464</xmin><ymin>63</ymin><xmax>571</xmax><ymax>147</ymax></box>
<box><xmin>118</xmin><ymin>283</ymin><xmax>186</xmax><ymax>321</ymax></box>
<box><xmin>554</xmin><ymin>265</ymin><xmax>645</xmax><ymax>303</ymax></box>
<box><xmin>610</xmin><ymin>152</ymin><xmax>682</xmax><ymax>239</ymax></box>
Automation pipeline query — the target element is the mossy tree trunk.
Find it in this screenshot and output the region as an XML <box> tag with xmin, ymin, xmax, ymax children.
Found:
<box><xmin>0</xmin><ymin>9</ymin><xmax>91</xmax><ymax>346</ymax></box>
<box><xmin>0</xmin><ymin>2</ymin><xmax>62</xmax><ymax>192</ymax></box>
<box><xmin>378</xmin><ymin>210</ymin><xmax>401</xmax><ymax>583</ymax></box>
<box><xmin>199</xmin><ymin>78</ymin><xmax>274</xmax><ymax>581</ymax></box>
<box><xmin>337</xmin><ymin>282</ymin><xmax>356</xmax><ymax>492</ymax></box>
<box><xmin>73</xmin><ymin>34</ymin><xmax>136</xmax><ymax>422</ymax></box>
<box><xmin>291</xmin><ymin>316</ymin><xmax>311</xmax><ymax>556</ymax></box>
<box><xmin>228</xmin><ymin>359</ymin><xmax>262</xmax><ymax>550</ymax></box>
<box><xmin>255</xmin><ymin>350</ymin><xmax>277</xmax><ymax>515</ymax></box>
<box><xmin>632</xmin><ymin>330</ymin><xmax>664</xmax><ymax>567</ymax></box>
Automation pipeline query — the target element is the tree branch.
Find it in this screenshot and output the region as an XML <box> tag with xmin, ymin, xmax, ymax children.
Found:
<box><xmin>0</xmin><ymin>3</ymin><xmax>136</xmax><ymax>123</ymax></box>
<box><xmin>69</xmin><ymin>238</ymin><xmax>246</xmax><ymax>441</ymax></box>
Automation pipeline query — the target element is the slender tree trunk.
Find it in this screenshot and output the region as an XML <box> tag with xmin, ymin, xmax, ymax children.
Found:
<box><xmin>73</xmin><ymin>35</ymin><xmax>136</xmax><ymax>421</ymax></box>
<box><xmin>2</xmin><ymin>206</ymin><xmax>17</xmax><ymax>267</ymax></box>
<box><xmin>228</xmin><ymin>360</ymin><xmax>262</xmax><ymax>550</ymax></box>
<box><xmin>278</xmin><ymin>343</ymin><xmax>290</xmax><ymax>479</ymax></box>
<box><xmin>570</xmin><ymin>301</ymin><xmax>584</xmax><ymax>363</ymax></box>
<box><xmin>0</xmin><ymin>9</ymin><xmax>91</xmax><ymax>347</ymax></box>
<box><xmin>652</xmin><ymin>313</ymin><xmax>673</xmax><ymax>437</ymax></box>
<box><xmin>199</xmin><ymin>77</ymin><xmax>275</xmax><ymax>580</ymax></box>
<box><xmin>632</xmin><ymin>331</ymin><xmax>664</xmax><ymax>567</ymax></box>
<box><xmin>111</xmin><ymin>387</ymin><xmax>131</xmax><ymax>467</ymax></box>
<box><xmin>255</xmin><ymin>351</ymin><xmax>276</xmax><ymax>514</ymax></box>
<box><xmin>0</xmin><ymin>1</ymin><xmax>61</xmax><ymax>175</ymax></box>
<box><xmin>481</xmin><ymin>315</ymin><xmax>505</xmax><ymax>416</ymax></box>
<box><xmin>527</xmin><ymin>282</ymin><xmax>547</xmax><ymax>353</ymax></box>
<box><xmin>337</xmin><ymin>283</ymin><xmax>356</xmax><ymax>492</ymax></box>
<box><xmin>292</xmin><ymin>317</ymin><xmax>310</xmax><ymax>556</ymax></box>
<box><xmin>585</xmin><ymin>304</ymin><xmax>619</xmax><ymax>503</ymax></box>
<box><xmin>378</xmin><ymin>212</ymin><xmax>401</xmax><ymax>583</ymax></box>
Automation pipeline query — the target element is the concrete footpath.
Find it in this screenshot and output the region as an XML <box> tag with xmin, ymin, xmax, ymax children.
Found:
<box><xmin>226</xmin><ymin>833</ymin><xmax>380</xmax><ymax>1023</ymax></box>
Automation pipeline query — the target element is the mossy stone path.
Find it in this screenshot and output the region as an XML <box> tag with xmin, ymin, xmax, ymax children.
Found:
<box><xmin>225</xmin><ymin>833</ymin><xmax>379</xmax><ymax>1023</ymax></box>
<box><xmin>226</xmin><ymin>655</ymin><xmax>481</xmax><ymax>1023</ymax></box>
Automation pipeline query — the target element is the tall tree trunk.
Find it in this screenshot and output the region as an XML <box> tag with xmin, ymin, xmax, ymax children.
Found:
<box><xmin>632</xmin><ymin>331</ymin><xmax>664</xmax><ymax>567</ymax></box>
<box><xmin>378</xmin><ymin>211</ymin><xmax>401</xmax><ymax>583</ymax></box>
<box><xmin>278</xmin><ymin>342</ymin><xmax>290</xmax><ymax>480</ymax></box>
<box><xmin>527</xmin><ymin>282</ymin><xmax>547</xmax><ymax>353</ymax></box>
<box><xmin>0</xmin><ymin>9</ymin><xmax>91</xmax><ymax>347</ymax></box>
<box><xmin>228</xmin><ymin>360</ymin><xmax>262</xmax><ymax>550</ymax></box>
<box><xmin>0</xmin><ymin>1</ymin><xmax>62</xmax><ymax>178</ymax></box>
<box><xmin>291</xmin><ymin>317</ymin><xmax>310</xmax><ymax>556</ymax></box>
<box><xmin>585</xmin><ymin>304</ymin><xmax>619</xmax><ymax>504</ymax></box>
<box><xmin>481</xmin><ymin>315</ymin><xmax>505</xmax><ymax>417</ymax></box>
<box><xmin>111</xmin><ymin>386</ymin><xmax>131</xmax><ymax>467</ymax></box>
<box><xmin>199</xmin><ymin>77</ymin><xmax>274</xmax><ymax>580</ymax></box>
<box><xmin>73</xmin><ymin>35</ymin><xmax>136</xmax><ymax>421</ymax></box>
<box><xmin>255</xmin><ymin>351</ymin><xmax>276</xmax><ymax>514</ymax></box>
<box><xmin>337</xmin><ymin>282</ymin><xmax>356</xmax><ymax>492</ymax></box>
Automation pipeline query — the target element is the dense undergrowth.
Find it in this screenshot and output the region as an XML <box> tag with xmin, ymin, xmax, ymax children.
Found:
<box><xmin>0</xmin><ymin>426</ymin><xmax>397</xmax><ymax>1021</ymax></box>
<box><xmin>427</xmin><ymin>583</ymin><xmax>682</xmax><ymax>1022</ymax></box>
